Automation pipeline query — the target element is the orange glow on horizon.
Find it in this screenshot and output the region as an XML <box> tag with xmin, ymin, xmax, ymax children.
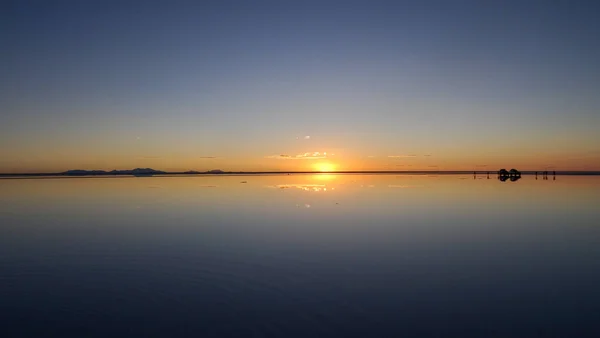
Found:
<box><xmin>314</xmin><ymin>162</ymin><xmax>336</xmax><ymax>172</ymax></box>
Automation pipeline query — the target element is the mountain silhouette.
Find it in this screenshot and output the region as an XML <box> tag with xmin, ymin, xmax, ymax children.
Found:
<box><xmin>63</xmin><ymin>168</ymin><xmax>166</xmax><ymax>176</ymax></box>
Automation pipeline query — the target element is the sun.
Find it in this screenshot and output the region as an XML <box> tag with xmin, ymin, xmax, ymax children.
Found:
<box><xmin>314</xmin><ymin>162</ymin><xmax>336</xmax><ymax>172</ymax></box>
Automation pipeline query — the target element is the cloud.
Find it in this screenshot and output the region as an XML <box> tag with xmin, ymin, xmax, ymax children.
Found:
<box><xmin>266</xmin><ymin>152</ymin><xmax>329</xmax><ymax>160</ymax></box>
<box><xmin>388</xmin><ymin>155</ymin><xmax>417</xmax><ymax>158</ymax></box>
<box><xmin>199</xmin><ymin>156</ymin><xmax>219</xmax><ymax>159</ymax></box>
<box><xmin>367</xmin><ymin>155</ymin><xmax>377</xmax><ymax>158</ymax></box>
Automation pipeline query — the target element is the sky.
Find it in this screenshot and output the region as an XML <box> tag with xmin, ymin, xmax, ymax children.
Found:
<box><xmin>2</xmin><ymin>0</ymin><xmax>599</xmax><ymax>173</ymax></box>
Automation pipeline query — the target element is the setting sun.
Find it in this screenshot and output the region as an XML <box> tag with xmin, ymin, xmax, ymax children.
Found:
<box><xmin>314</xmin><ymin>162</ymin><xmax>336</xmax><ymax>172</ymax></box>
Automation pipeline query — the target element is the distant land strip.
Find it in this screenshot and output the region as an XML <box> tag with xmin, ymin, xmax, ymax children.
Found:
<box><xmin>1</xmin><ymin>168</ymin><xmax>600</xmax><ymax>178</ymax></box>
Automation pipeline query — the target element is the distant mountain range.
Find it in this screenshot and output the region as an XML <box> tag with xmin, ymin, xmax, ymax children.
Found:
<box><xmin>63</xmin><ymin>168</ymin><xmax>167</xmax><ymax>176</ymax></box>
<box><xmin>60</xmin><ymin>168</ymin><xmax>228</xmax><ymax>176</ymax></box>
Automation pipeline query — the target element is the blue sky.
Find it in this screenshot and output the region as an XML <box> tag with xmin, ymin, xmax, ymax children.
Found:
<box><xmin>2</xmin><ymin>0</ymin><xmax>599</xmax><ymax>172</ymax></box>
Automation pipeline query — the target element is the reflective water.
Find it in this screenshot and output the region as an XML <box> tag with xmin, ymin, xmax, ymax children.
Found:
<box><xmin>1</xmin><ymin>175</ymin><xmax>599</xmax><ymax>337</ymax></box>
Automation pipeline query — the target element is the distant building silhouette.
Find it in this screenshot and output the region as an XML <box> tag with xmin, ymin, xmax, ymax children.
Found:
<box><xmin>498</xmin><ymin>168</ymin><xmax>521</xmax><ymax>182</ymax></box>
<box><xmin>509</xmin><ymin>169</ymin><xmax>521</xmax><ymax>178</ymax></box>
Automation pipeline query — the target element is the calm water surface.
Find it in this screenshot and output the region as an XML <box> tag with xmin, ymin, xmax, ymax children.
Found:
<box><xmin>1</xmin><ymin>175</ymin><xmax>599</xmax><ymax>337</ymax></box>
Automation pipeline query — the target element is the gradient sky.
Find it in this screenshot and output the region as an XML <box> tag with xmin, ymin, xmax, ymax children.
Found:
<box><xmin>2</xmin><ymin>0</ymin><xmax>599</xmax><ymax>172</ymax></box>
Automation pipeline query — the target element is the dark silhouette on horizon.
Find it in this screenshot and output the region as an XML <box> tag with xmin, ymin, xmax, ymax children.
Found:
<box><xmin>498</xmin><ymin>168</ymin><xmax>521</xmax><ymax>178</ymax></box>
<box><xmin>64</xmin><ymin>168</ymin><xmax>167</xmax><ymax>177</ymax></box>
<box><xmin>497</xmin><ymin>168</ymin><xmax>522</xmax><ymax>182</ymax></box>
<box><xmin>0</xmin><ymin>167</ymin><xmax>595</xmax><ymax>178</ymax></box>
<box><xmin>535</xmin><ymin>170</ymin><xmax>557</xmax><ymax>180</ymax></box>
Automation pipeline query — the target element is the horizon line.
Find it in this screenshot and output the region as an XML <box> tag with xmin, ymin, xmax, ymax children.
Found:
<box><xmin>1</xmin><ymin>169</ymin><xmax>599</xmax><ymax>177</ymax></box>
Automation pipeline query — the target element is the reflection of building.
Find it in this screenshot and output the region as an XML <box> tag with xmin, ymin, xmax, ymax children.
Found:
<box><xmin>498</xmin><ymin>175</ymin><xmax>521</xmax><ymax>182</ymax></box>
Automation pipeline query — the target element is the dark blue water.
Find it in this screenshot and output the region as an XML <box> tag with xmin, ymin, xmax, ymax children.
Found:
<box><xmin>1</xmin><ymin>175</ymin><xmax>599</xmax><ymax>337</ymax></box>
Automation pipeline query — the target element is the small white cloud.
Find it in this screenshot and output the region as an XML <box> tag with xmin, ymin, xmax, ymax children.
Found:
<box><xmin>304</xmin><ymin>136</ymin><xmax>311</xmax><ymax>139</ymax></box>
<box><xmin>265</xmin><ymin>152</ymin><xmax>328</xmax><ymax>160</ymax></box>
<box><xmin>388</xmin><ymin>155</ymin><xmax>417</xmax><ymax>158</ymax></box>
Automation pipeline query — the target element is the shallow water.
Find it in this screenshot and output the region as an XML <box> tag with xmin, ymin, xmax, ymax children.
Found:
<box><xmin>1</xmin><ymin>174</ymin><xmax>599</xmax><ymax>337</ymax></box>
